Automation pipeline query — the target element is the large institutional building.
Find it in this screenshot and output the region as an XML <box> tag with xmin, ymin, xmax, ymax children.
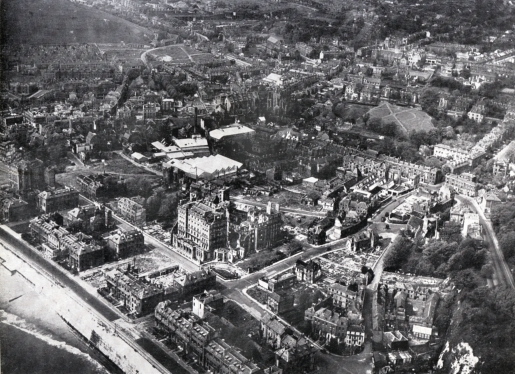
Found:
<box><xmin>173</xmin><ymin>199</ymin><xmax>228</xmax><ymax>263</ymax></box>
<box><xmin>38</xmin><ymin>187</ymin><xmax>80</xmax><ymax>213</ymax></box>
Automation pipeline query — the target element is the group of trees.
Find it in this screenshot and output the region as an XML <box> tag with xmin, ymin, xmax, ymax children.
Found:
<box><xmin>365</xmin><ymin>117</ymin><xmax>400</xmax><ymax>138</ymax></box>
<box><xmin>149</xmin><ymin>71</ymin><xmax>198</xmax><ymax>100</ymax></box>
<box><xmin>435</xmin><ymin>283</ymin><xmax>515</xmax><ymax>374</ymax></box>
<box><xmin>144</xmin><ymin>189</ymin><xmax>179</xmax><ymax>223</ymax></box>
<box><xmin>383</xmin><ymin>232</ymin><xmax>488</xmax><ymax>279</ymax></box>
<box><xmin>383</xmin><ymin>210</ymin><xmax>515</xmax><ymax>373</ymax></box>
<box><xmin>491</xmin><ymin>202</ymin><xmax>515</xmax><ymax>270</ymax></box>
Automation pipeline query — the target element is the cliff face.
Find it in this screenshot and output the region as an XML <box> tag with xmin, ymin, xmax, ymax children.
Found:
<box><xmin>435</xmin><ymin>286</ymin><xmax>515</xmax><ymax>374</ymax></box>
<box><xmin>437</xmin><ymin>340</ymin><xmax>480</xmax><ymax>374</ymax></box>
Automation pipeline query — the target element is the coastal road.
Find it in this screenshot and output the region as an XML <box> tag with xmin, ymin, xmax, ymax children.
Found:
<box><xmin>0</xmin><ymin>226</ymin><xmax>119</xmax><ymax>322</ymax></box>
<box><xmin>456</xmin><ymin>195</ymin><xmax>515</xmax><ymax>289</ymax></box>
<box><xmin>231</xmin><ymin>196</ymin><xmax>327</xmax><ymax>218</ymax></box>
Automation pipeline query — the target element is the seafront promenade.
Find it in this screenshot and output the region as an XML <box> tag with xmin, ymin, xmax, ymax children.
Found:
<box><xmin>0</xmin><ymin>226</ymin><xmax>169</xmax><ymax>374</ymax></box>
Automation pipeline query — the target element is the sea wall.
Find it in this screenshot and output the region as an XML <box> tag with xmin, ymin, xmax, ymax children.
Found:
<box><xmin>0</xmin><ymin>233</ymin><xmax>167</xmax><ymax>374</ymax></box>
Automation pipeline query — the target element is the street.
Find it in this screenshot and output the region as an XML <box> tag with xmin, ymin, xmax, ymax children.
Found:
<box><xmin>78</xmin><ymin>194</ymin><xmax>200</xmax><ymax>273</ymax></box>
<box><xmin>456</xmin><ymin>195</ymin><xmax>515</xmax><ymax>290</ymax></box>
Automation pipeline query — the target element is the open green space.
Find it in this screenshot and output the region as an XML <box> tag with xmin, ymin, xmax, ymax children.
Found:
<box><xmin>2</xmin><ymin>0</ymin><xmax>153</xmax><ymax>45</ymax></box>
<box><xmin>367</xmin><ymin>102</ymin><xmax>434</xmax><ymax>133</ymax></box>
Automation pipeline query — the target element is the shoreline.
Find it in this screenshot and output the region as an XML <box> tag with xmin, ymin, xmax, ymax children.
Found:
<box><xmin>0</xmin><ymin>232</ymin><xmax>167</xmax><ymax>374</ymax></box>
<box><xmin>0</xmin><ymin>262</ymin><xmax>110</xmax><ymax>374</ymax></box>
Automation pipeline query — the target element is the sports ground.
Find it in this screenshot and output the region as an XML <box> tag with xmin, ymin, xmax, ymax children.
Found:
<box><xmin>367</xmin><ymin>102</ymin><xmax>434</xmax><ymax>134</ymax></box>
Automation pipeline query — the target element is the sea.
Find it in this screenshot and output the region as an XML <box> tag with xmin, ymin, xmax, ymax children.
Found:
<box><xmin>0</xmin><ymin>257</ymin><xmax>112</xmax><ymax>374</ymax></box>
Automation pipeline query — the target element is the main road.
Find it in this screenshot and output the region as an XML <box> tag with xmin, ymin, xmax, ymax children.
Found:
<box><xmin>219</xmin><ymin>235</ymin><xmax>354</xmax><ymax>320</ymax></box>
<box><xmin>456</xmin><ymin>195</ymin><xmax>515</xmax><ymax>289</ymax></box>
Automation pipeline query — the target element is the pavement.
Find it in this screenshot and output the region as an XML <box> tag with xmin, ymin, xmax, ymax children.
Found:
<box><xmin>456</xmin><ymin>195</ymin><xmax>515</xmax><ymax>290</ymax></box>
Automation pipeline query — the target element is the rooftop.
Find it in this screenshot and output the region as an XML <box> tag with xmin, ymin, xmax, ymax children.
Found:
<box><xmin>209</xmin><ymin>125</ymin><xmax>255</xmax><ymax>140</ymax></box>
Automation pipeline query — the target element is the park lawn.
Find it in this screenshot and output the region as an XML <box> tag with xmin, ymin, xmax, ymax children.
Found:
<box><xmin>150</xmin><ymin>47</ymin><xmax>189</xmax><ymax>59</ymax></box>
<box><xmin>0</xmin><ymin>172</ymin><xmax>10</xmax><ymax>186</ymax></box>
<box><xmin>394</xmin><ymin>109</ymin><xmax>434</xmax><ymax>132</ymax></box>
<box><xmin>367</xmin><ymin>104</ymin><xmax>391</xmax><ymax>118</ymax></box>
<box><xmin>367</xmin><ymin>102</ymin><xmax>434</xmax><ymax>133</ymax></box>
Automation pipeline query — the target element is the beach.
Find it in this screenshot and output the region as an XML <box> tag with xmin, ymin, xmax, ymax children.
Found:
<box><xmin>0</xmin><ymin>250</ymin><xmax>110</xmax><ymax>374</ymax></box>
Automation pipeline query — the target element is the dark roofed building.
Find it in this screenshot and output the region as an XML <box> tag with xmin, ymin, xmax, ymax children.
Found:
<box><xmin>295</xmin><ymin>259</ymin><xmax>322</xmax><ymax>283</ymax></box>
<box><xmin>267</xmin><ymin>291</ymin><xmax>295</xmax><ymax>314</ymax></box>
<box><xmin>174</xmin><ymin>269</ymin><xmax>217</xmax><ymax>297</ymax></box>
<box><xmin>106</xmin><ymin>228</ymin><xmax>145</xmax><ymax>260</ymax></box>
<box><xmin>105</xmin><ymin>267</ymin><xmax>163</xmax><ymax>316</ymax></box>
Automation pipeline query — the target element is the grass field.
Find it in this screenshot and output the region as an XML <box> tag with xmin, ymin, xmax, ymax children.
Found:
<box><xmin>367</xmin><ymin>102</ymin><xmax>434</xmax><ymax>133</ymax></box>
<box><xmin>2</xmin><ymin>0</ymin><xmax>153</xmax><ymax>45</ymax></box>
<box><xmin>148</xmin><ymin>45</ymin><xmax>215</xmax><ymax>64</ymax></box>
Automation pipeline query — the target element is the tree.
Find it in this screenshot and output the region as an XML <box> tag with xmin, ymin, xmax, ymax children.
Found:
<box><xmin>425</xmin><ymin>157</ymin><xmax>445</xmax><ymax>169</ymax></box>
<box><xmin>419</xmin><ymin>87</ymin><xmax>440</xmax><ymax>113</ymax></box>
<box><xmin>157</xmin><ymin>195</ymin><xmax>179</xmax><ymax>221</ymax></box>
<box><xmin>285</xmin><ymin>239</ymin><xmax>303</xmax><ymax>256</ymax></box>
<box><xmin>327</xmin><ymin>337</ymin><xmax>340</xmax><ymax>353</ymax></box>
<box><xmin>491</xmin><ymin>202</ymin><xmax>515</xmax><ymax>233</ymax></box>
<box><xmin>362</xmin><ymin>112</ymin><xmax>370</xmax><ymax>126</ymax></box>
<box><xmin>383</xmin><ymin>236</ymin><xmax>413</xmax><ymax>271</ymax></box>
<box><xmin>367</xmin><ymin>117</ymin><xmax>382</xmax><ymax>132</ymax></box>
<box><xmin>145</xmin><ymin>194</ymin><xmax>162</xmax><ymax>221</ymax></box>
<box><xmin>499</xmin><ymin>231</ymin><xmax>515</xmax><ymax>260</ymax></box>
<box><xmin>126</xmin><ymin>177</ymin><xmax>153</xmax><ymax>198</ymax></box>
<box><xmin>422</xmin><ymin>240</ymin><xmax>458</xmax><ymax>270</ymax></box>
<box><xmin>448</xmin><ymin>239</ymin><xmax>487</xmax><ymax>271</ymax></box>
<box><xmin>480</xmin><ymin>263</ymin><xmax>494</xmax><ymax>278</ymax></box>
<box><xmin>333</xmin><ymin>102</ymin><xmax>347</xmax><ymax>118</ymax></box>
<box><xmin>439</xmin><ymin>221</ymin><xmax>463</xmax><ymax>244</ymax></box>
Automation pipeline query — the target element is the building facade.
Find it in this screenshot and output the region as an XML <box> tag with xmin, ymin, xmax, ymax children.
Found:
<box><xmin>304</xmin><ymin>307</ymin><xmax>347</xmax><ymax>341</ymax></box>
<box><xmin>38</xmin><ymin>187</ymin><xmax>80</xmax><ymax>213</ymax></box>
<box><xmin>106</xmin><ymin>229</ymin><xmax>145</xmax><ymax>260</ymax></box>
<box><xmin>105</xmin><ymin>267</ymin><xmax>163</xmax><ymax>316</ymax></box>
<box><xmin>445</xmin><ymin>173</ymin><xmax>478</xmax><ymax>197</ymax></box>
<box><xmin>8</xmin><ymin>159</ymin><xmax>45</xmax><ymax>194</ymax></box>
<box><xmin>173</xmin><ymin>200</ymin><xmax>228</xmax><ymax>263</ymax></box>
<box><xmin>295</xmin><ymin>259</ymin><xmax>322</xmax><ymax>283</ymax></box>
<box><xmin>117</xmin><ymin>197</ymin><xmax>147</xmax><ymax>225</ymax></box>
<box><xmin>155</xmin><ymin>304</ymin><xmax>260</xmax><ymax>373</ymax></box>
